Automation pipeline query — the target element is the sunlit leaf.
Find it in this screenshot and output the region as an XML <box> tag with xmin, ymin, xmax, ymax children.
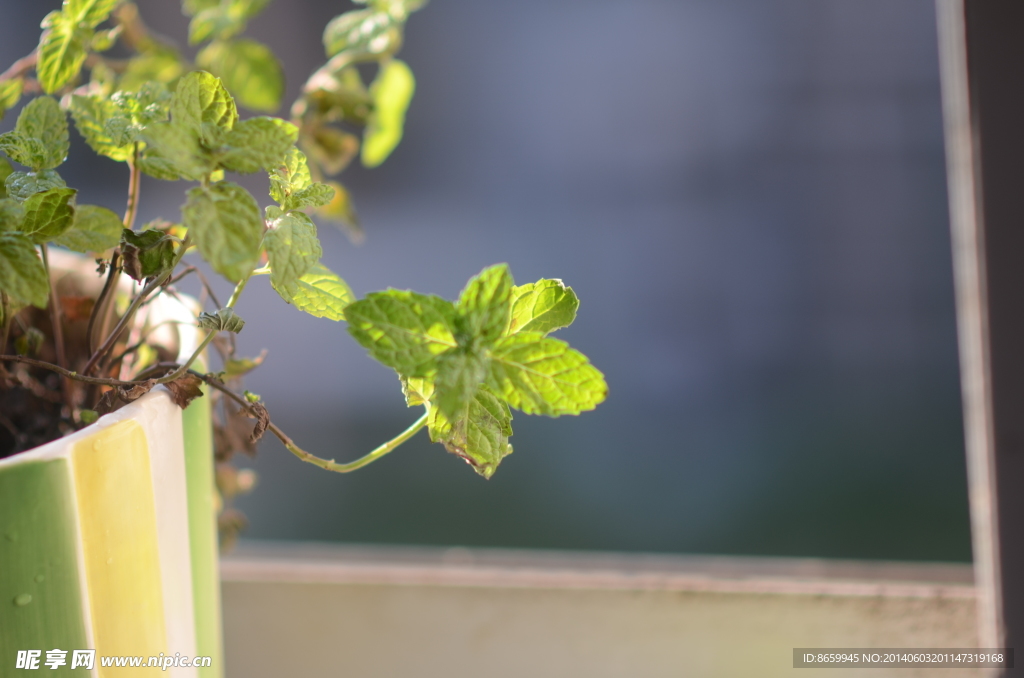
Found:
<box><xmin>362</xmin><ymin>59</ymin><xmax>414</xmax><ymax>167</ymax></box>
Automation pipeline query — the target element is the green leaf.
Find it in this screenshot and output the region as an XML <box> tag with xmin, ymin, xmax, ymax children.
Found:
<box><xmin>271</xmin><ymin>261</ymin><xmax>353</xmax><ymax>321</ymax></box>
<box><xmin>362</xmin><ymin>59</ymin><xmax>414</xmax><ymax>168</ymax></box>
<box><xmin>183</xmin><ymin>181</ymin><xmax>263</xmax><ymax>282</ymax></box>
<box><xmin>139</xmin><ymin>121</ymin><xmax>212</xmax><ymax>181</ymax></box>
<box><xmin>428</xmin><ymin>387</ymin><xmax>512</xmax><ymax>479</ymax></box>
<box><xmin>268</xmin><ymin>148</ymin><xmax>337</xmax><ymax>211</ymax></box>
<box><xmin>120</xmin><ymin>227</ymin><xmax>176</xmax><ymax>280</ymax></box>
<box><xmin>487</xmin><ymin>332</ymin><xmax>607</xmax><ymax>416</ymax></box>
<box><xmin>21</xmin><ymin>187</ymin><xmax>77</xmax><ymax>243</ymax></box>
<box><xmin>70</xmin><ymin>94</ymin><xmax>133</xmax><ymax>162</ymax></box>
<box><xmin>0</xmin><ymin>199</ymin><xmax>24</xmax><ymax>232</ymax></box>
<box><xmin>198</xmin><ymin>306</ymin><xmax>245</xmax><ymax>333</ymax></box>
<box><xmin>37</xmin><ymin>11</ymin><xmax>91</xmax><ymax>94</ymax></box>
<box><xmin>119</xmin><ymin>47</ymin><xmax>186</xmax><ymax>92</ymax></box>
<box><xmin>187</xmin><ymin>0</ymin><xmax>270</xmax><ymax>43</ymax></box>
<box><xmin>507</xmin><ymin>279</ymin><xmax>579</xmax><ymax>336</ymax></box>
<box><xmin>0</xmin><ymin>233</ymin><xmax>49</xmax><ymax>308</ymax></box>
<box><xmin>0</xmin><ymin>97</ymin><xmax>69</xmax><ymax>171</ymax></box>
<box><xmin>182</xmin><ymin>0</ymin><xmax>220</xmax><ymax>15</ymax></box>
<box><xmin>322</xmin><ymin>9</ymin><xmax>401</xmax><ymax>62</ymax></box>
<box><xmin>171</xmin><ymin>71</ymin><xmax>238</xmax><ymax>146</ymax></box>
<box><xmin>456</xmin><ymin>263</ymin><xmax>512</xmax><ymax>347</ymax></box>
<box><xmin>218</xmin><ymin>117</ymin><xmax>297</xmax><ymax>173</ymax></box>
<box><xmin>0</xmin><ymin>79</ymin><xmax>23</xmax><ymax>121</ymax></box>
<box><xmin>345</xmin><ymin>290</ymin><xmax>457</xmax><ymax>376</ymax></box>
<box><xmin>0</xmin><ymin>158</ymin><xmax>12</xmax><ymax>199</ymax></box>
<box><xmin>197</xmin><ymin>39</ymin><xmax>284</xmax><ymax>113</ymax></box>
<box><xmin>66</xmin><ymin>0</ymin><xmax>122</xmax><ymax>26</ymax></box>
<box><xmin>268</xmin><ymin>147</ymin><xmax>310</xmax><ymax>202</ymax></box>
<box><xmin>401</xmin><ymin>374</ymin><xmax>432</xmax><ymax>406</ymax></box>
<box><xmin>432</xmin><ymin>348</ymin><xmax>488</xmax><ymax>420</ymax></box>
<box><xmin>4</xmin><ymin>170</ymin><xmax>67</xmax><ymax>201</ymax></box>
<box><xmin>54</xmin><ymin>204</ymin><xmax>122</xmax><ymax>252</ymax></box>
<box><xmin>223</xmin><ymin>350</ymin><xmax>265</xmax><ymax>377</ymax></box>
<box><xmin>264</xmin><ymin>212</ymin><xmax>321</xmax><ymax>292</ymax></box>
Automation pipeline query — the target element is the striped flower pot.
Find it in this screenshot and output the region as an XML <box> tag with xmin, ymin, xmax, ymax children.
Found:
<box><xmin>0</xmin><ymin>387</ymin><xmax>222</xmax><ymax>677</ymax></box>
<box><xmin>1</xmin><ymin>253</ymin><xmax>222</xmax><ymax>677</ymax></box>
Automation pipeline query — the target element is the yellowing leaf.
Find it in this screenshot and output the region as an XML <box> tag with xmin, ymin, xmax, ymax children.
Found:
<box><xmin>198</xmin><ymin>39</ymin><xmax>284</xmax><ymax>113</ymax></box>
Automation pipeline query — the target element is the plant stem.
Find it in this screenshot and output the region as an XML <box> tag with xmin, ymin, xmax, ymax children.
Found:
<box><xmin>153</xmin><ymin>330</ymin><xmax>216</xmax><ymax>384</ymax></box>
<box><xmin>40</xmin><ymin>245</ymin><xmax>73</xmax><ymax>411</ymax></box>
<box><xmin>83</xmin><ymin>232</ymin><xmax>193</xmax><ymax>375</ymax></box>
<box><xmin>124</xmin><ymin>143</ymin><xmax>141</xmax><ymax>229</ymax></box>
<box><xmin>0</xmin><ymin>354</ymin><xmax>425</xmax><ymax>473</ymax></box>
<box><xmin>225</xmin><ymin>269</ymin><xmax>252</xmax><ymax>309</ymax></box>
<box><xmin>203</xmin><ymin>373</ymin><xmax>429</xmax><ymax>473</ymax></box>
<box><xmin>0</xmin><ymin>51</ymin><xmax>37</xmax><ymax>84</ymax></box>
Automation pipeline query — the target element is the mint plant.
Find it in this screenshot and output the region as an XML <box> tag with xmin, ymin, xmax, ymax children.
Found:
<box><xmin>0</xmin><ymin>0</ymin><xmax>606</xmax><ymax>498</ymax></box>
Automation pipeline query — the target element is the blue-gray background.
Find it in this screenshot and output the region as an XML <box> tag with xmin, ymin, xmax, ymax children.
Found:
<box><xmin>2</xmin><ymin>1</ymin><xmax>970</xmax><ymax>561</ymax></box>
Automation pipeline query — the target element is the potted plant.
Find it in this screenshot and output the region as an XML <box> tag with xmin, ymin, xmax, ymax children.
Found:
<box><xmin>0</xmin><ymin>0</ymin><xmax>607</xmax><ymax>673</ymax></box>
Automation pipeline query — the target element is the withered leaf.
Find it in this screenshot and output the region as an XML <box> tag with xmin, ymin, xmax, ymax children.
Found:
<box><xmin>118</xmin><ymin>378</ymin><xmax>156</xmax><ymax>402</ymax></box>
<box><xmin>165</xmin><ymin>373</ymin><xmax>204</xmax><ymax>409</ymax></box>
<box><xmin>248</xmin><ymin>400</ymin><xmax>269</xmax><ymax>443</ymax></box>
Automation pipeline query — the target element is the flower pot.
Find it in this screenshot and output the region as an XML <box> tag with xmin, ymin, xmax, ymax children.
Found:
<box><xmin>0</xmin><ymin>252</ymin><xmax>222</xmax><ymax>677</ymax></box>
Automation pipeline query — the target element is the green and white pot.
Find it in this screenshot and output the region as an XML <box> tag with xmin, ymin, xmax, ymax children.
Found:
<box><xmin>0</xmin><ymin>254</ymin><xmax>222</xmax><ymax>677</ymax></box>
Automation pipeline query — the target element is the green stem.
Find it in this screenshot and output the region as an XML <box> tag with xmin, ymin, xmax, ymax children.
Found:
<box><xmin>225</xmin><ymin>269</ymin><xmax>252</xmax><ymax>309</ymax></box>
<box><xmin>154</xmin><ymin>330</ymin><xmax>215</xmax><ymax>384</ymax></box>
<box><xmin>281</xmin><ymin>408</ymin><xmax>428</xmax><ymax>473</ymax></box>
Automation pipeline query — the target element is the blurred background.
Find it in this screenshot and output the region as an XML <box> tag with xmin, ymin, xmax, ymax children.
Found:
<box><xmin>1</xmin><ymin>0</ymin><xmax>970</xmax><ymax>562</ymax></box>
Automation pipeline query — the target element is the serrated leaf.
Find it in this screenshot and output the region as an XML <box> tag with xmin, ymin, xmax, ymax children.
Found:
<box><xmin>272</xmin><ymin>261</ymin><xmax>353</xmax><ymax>321</ymax></box>
<box><xmin>428</xmin><ymin>387</ymin><xmax>512</xmax><ymax>479</ymax></box>
<box><xmin>120</xmin><ymin>227</ymin><xmax>176</xmax><ymax>280</ymax></box>
<box><xmin>487</xmin><ymin>332</ymin><xmax>607</xmax><ymax>416</ymax></box>
<box><xmin>362</xmin><ymin>59</ymin><xmax>414</xmax><ymax>168</ymax></box>
<box><xmin>197</xmin><ymin>39</ymin><xmax>284</xmax><ymax>113</ymax></box>
<box><xmin>139</xmin><ymin>121</ymin><xmax>212</xmax><ymax>181</ymax></box>
<box><xmin>198</xmin><ymin>306</ymin><xmax>245</xmax><ymax>333</ymax></box>
<box><xmin>22</xmin><ymin>187</ymin><xmax>77</xmax><ymax>243</ymax></box>
<box><xmin>0</xmin><ymin>79</ymin><xmax>23</xmax><ymax>121</ymax></box>
<box><xmin>218</xmin><ymin>117</ymin><xmax>297</xmax><ymax>173</ymax></box>
<box><xmin>54</xmin><ymin>204</ymin><xmax>122</xmax><ymax>252</ymax></box>
<box><xmin>323</xmin><ymin>9</ymin><xmax>401</xmax><ymax>61</ymax></box>
<box><xmin>346</xmin><ymin>290</ymin><xmax>457</xmax><ymax>376</ymax></box>
<box><xmin>70</xmin><ymin>94</ymin><xmax>133</xmax><ymax>162</ymax></box>
<box><xmin>268</xmin><ymin>147</ymin><xmax>310</xmax><ymax>203</ymax></box>
<box><xmin>507</xmin><ymin>279</ymin><xmax>579</xmax><ymax>336</ymax></box>
<box><xmin>433</xmin><ymin>348</ymin><xmax>489</xmax><ymax>420</ymax></box>
<box><xmin>37</xmin><ymin>11</ymin><xmax>91</xmax><ymax>94</ymax></box>
<box><xmin>0</xmin><ymin>97</ymin><xmax>69</xmax><ymax>171</ymax></box>
<box><xmin>0</xmin><ymin>233</ymin><xmax>49</xmax><ymax>308</ymax></box>
<box><xmin>0</xmin><ymin>199</ymin><xmax>24</xmax><ymax>232</ymax></box>
<box><xmin>183</xmin><ymin>181</ymin><xmax>263</xmax><ymax>282</ymax></box>
<box><xmin>4</xmin><ymin>170</ymin><xmax>67</xmax><ymax>201</ymax></box>
<box><xmin>265</xmin><ymin>211</ymin><xmax>321</xmax><ymax>292</ymax></box>
<box><xmin>171</xmin><ymin>71</ymin><xmax>238</xmax><ymax>146</ymax></box>
<box><xmin>456</xmin><ymin>263</ymin><xmax>512</xmax><ymax>346</ymax></box>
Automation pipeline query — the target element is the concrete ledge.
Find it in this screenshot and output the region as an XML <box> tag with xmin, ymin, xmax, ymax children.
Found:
<box><xmin>221</xmin><ymin>542</ymin><xmax>980</xmax><ymax>678</ymax></box>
